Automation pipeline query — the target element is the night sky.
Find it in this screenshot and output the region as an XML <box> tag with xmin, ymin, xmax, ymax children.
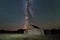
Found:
<box><xmin>0</xmin><ymin>0</ymin><xmax>60</xmax><ymax>30</ymax></box>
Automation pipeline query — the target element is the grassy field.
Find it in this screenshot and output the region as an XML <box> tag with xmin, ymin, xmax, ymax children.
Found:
<box><xmin>0</xmin><ymin>34</ymin><xmax>60</xmax><ymax>40</ymax></box>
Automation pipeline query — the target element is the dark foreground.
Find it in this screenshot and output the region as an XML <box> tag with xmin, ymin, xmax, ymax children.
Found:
<box><xmin>0</xmin><ymin>34</ymin><xmax>60</xmax><ymax>40</ymax></box>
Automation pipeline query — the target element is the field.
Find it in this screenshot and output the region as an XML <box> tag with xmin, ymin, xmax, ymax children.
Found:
<box><xmin>0</xmin><ymin>34</ymin><xmax>60</xmax><ymax>40</ymax></box>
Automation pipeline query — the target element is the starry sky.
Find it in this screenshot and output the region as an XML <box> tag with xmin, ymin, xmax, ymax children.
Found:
<box><xmin>0</xmin><ymin>0</ymin><xmax>60</xmax><ymax>30</ymax></box>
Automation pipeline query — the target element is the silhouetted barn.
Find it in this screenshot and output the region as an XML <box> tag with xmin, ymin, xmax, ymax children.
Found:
<box><xmin>23</xmin><ymin>24</ymin><xmax>42</xmax><ymax>35</ymax></box>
